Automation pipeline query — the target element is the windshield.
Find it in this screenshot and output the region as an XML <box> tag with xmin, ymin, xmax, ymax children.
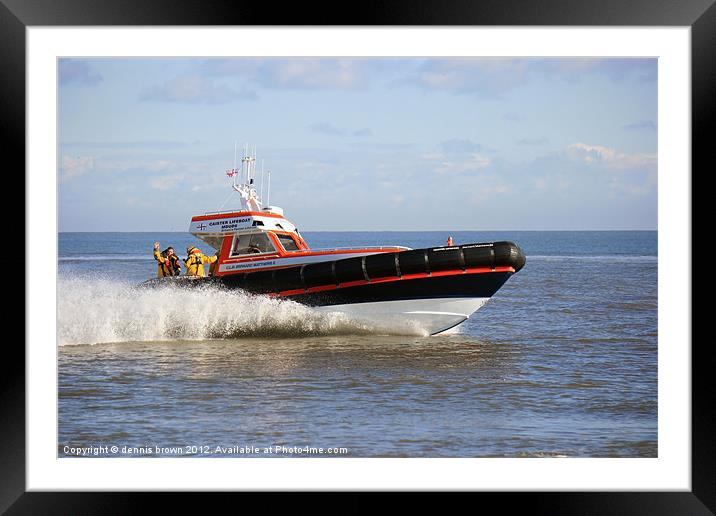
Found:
<box><xmin>276</xmin><ymin>233</ymin><xmax>300</xmax><ymax>252</ymax></box>
<box><xmin>230</xmin><ymin>232</ymin><xmax>276</xmax><ymax>256</ymax></box>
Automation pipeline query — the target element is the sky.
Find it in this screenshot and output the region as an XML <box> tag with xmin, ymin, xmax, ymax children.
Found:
<box><xmin>58</xmin><ymin>57</ymin><xmax>657</xmax><ymax>231</ymax></box>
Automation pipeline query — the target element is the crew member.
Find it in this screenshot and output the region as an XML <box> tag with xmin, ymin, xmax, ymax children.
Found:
<box><xmin>163</xmin><ymin>247</ymin><xmax>181</xmax><ymax>276</ymax></box>
<box><xmin>208</xmin><ymin>252</ymin><xmax>219</xmax><ymax>277</ymax></box>
<box><xmin>446</xmin><ymin>236</ymin><xmax>454</xmax><ymax>247</ymax></box>
<box><xmin>153</xmin><ymin>242</ymin><xmax>169</xmax><ymax>277</ymax></box>
<box><xmin>184</xmin><ymin>246</ymin><xmax>218</xmax><ymax>277</ymax></box>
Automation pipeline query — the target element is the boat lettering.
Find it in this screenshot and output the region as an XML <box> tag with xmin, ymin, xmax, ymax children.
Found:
<box><xmin>223</xmin><ymin>260</ymin><xmax>276</xmax><ymax>271</ymax></box>
<box><xmin>202</xmin><ymin>217</ymin><xmax>252</xmax><ymax>232</ymax></box>
<box><xmin>461</xmin><ymin>243</ymin><xmax>494</xmax><ymax>249</ymax></box>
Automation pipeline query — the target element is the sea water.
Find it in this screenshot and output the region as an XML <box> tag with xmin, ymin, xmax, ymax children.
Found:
<box><xmin>57</xmin><ymin>231</ymin><xmax>657</xmax><ymax>457</ymax></box>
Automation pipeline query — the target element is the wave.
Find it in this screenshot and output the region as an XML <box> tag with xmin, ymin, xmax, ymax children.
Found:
<box><xmin>57</xmin><ymin>276</ymin><xmax>427</xmax><ymax>346</ymax></box>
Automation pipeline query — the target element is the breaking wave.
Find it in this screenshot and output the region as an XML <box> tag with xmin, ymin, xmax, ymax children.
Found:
<box><xmin>57</xmin><ymin>276</ymin><xmax>428</xmax><ymax>346</ymax></box>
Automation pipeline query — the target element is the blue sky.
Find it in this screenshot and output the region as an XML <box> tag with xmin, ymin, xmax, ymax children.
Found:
<box><xmin>58</xmin><ymin>58</ymin><xmax>657</xmax><ymax>231</ymax></box>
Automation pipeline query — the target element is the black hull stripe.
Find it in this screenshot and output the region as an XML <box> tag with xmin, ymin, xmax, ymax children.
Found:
<box><xmin>140</xmin><ymin>242</ymin><xmax>525</xmax><ymax>307</ymax></box>
<box><xmin>218</xmin><ymin>241</ymin><xmax>526</xmax><ymax>295</ymax></box>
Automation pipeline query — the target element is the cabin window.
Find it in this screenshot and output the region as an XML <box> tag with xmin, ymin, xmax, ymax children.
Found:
<box><xmin>230</xmin><ymin>233</ymin><xmax>276</xmax><ymax>256</ymax></box>
<box><xmin>276</xmin><ymin>234</ymin><xmax>300</xmax><ymax>252</ymax></box>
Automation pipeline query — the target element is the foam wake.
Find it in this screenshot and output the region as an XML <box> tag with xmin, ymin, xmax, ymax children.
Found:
<box><xmin>58</xmin><ymin>276</ymin><xmax>427</xmax><ymax>346</ymax></box>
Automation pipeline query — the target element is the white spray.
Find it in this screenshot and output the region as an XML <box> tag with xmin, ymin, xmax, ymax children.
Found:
<box><xmin>57</xmin><ymin>276</ymin><xmax>428</xmax><ymax>346</ymax></box>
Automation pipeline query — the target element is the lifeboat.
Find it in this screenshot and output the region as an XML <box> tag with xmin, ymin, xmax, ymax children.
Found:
<box><xmin>143</xmin><ymin>147</ymin><xmax>526</xmax><ymax>335</ymax></box>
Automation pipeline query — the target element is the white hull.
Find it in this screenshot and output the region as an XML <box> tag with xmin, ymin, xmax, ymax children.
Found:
<box><xmin>315</xmin><ymin>297</ymin><xmax>490</xmax><ymax>335</ymax></box>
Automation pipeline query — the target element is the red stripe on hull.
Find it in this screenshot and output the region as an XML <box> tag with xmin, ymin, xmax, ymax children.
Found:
<box><xmin>275</xmin><ymin>266</ymin><xmax>514</xmax><ymax>297</ymax></box>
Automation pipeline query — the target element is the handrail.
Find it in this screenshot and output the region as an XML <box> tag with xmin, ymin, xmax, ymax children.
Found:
<box><xmin>203</xmin><ymin>209</ymin><xmax>251</xmax><ymax>216</ymax></box>
<box><xmin>308</xmin><ymin>246</ymin><xmax>412</xmax><ymax>252</ymax></box>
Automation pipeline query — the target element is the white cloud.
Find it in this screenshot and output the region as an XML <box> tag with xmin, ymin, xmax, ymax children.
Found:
<box><xmin>146</xmin><ymin>160</ymin><xmax>174</xmax><ymax>172</ymax></box>
<box><xmin>459</xmin><ymin>176</ymin><xmax>512</xmax><ymax>203</ymax></box>
<box><xmin>59</xmin><ymin>60</ymin><xmax>102</xmax><ymax>86</ymax></box>
<box><xmin>149</xmin><ymin>175</ymin><xmax>183</xmax><ymax>191</ymax></box>
<box><xmin>440</xmin><ymin>139</ymin><xmax>484</xmax><ymax>154</ymax></box>
<box><xmin>276</xmin><ymin>59</ymin><xmax>365</xmax><ymax>89</ymax></box>
<box><xmin>477</xmin><ymin>184</ymin><xmax>510</xmax><ymax>195</ymax></box>
<box><xmin>408</xmin><ymin>59</ymin><xmax>530</xmax><ymax>98</ymax></box>
<box><xmin>401</xmin><ymin>58</ymin><xmax>656</xmax><ymax>98</ymax></box>
<box><xmin>207</xmin><ymin>58</ymin><xmax>370</xmax><ymax>90</ymax></box>
<box><xmin>139</xmin><ymin>75</ymin><xmax>256</xmax><ymax>104</ymax></box>
<box><xmin>622</xmin><ymin>120</ymin><xmax>657</xmax><ymax>131</ymax></box>
<box><xmin>567</xmin><ymin>143</ymin><xmax>656</xmax><ymax>170</ymax></box>
<box><xmin>61</xmin><ymin>155</ymin><xmax>94</xmax><ymax>179</ymax></box>
<box><xmin>424</xmin><ymin>153</ymin><xmax>491</xmax><ymax>174</ymax></box>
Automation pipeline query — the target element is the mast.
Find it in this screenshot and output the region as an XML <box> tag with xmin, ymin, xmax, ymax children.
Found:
<box><xmin>230</xmin><ymin>143</ymin><xmax>263</xmax><ymax>212</ymax></box>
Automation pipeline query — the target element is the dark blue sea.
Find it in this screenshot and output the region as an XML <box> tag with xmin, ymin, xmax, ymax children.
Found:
<box><xmin>58</xmin><ymin>231</ymin><xmax>657</xmax><ymax>458</ymax></box>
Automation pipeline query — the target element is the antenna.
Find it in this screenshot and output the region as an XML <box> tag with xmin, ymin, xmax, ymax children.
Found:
<box><xmin>255</xmin><ymin>146</ymin><xmax>258</xmax><ymax>185</ymax></box>
<box><xmin>267</xmin><ymin>171</ymin><xmax>271</xmax><ymax>207</ymax></box>
<box><xmin>260</xmin><ymin>159</ymin><xmax>264</xmax><ymax>203</ymax></box>
<box><xmin>244</xmin><ymin>143</ymin><xmax>248</xmax><ymax>184</ymax></box>
<box><xmin>227</xmin><ymin>144</ymin><xmax>268</xmax><ymax>212</ymax></box>
<box><xmin>252</xmin><ymin>145</ymin><xmax>256</xmax><ymax>184</ymax></box>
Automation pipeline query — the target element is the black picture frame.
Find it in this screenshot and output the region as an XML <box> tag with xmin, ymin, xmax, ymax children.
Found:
<box><xmin>7</xmin><ymin>0</ymin><xmax>710</xmax><ymax>512</ymax></box>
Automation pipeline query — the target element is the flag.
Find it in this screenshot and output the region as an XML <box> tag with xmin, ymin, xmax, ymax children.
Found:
<box><xmin>226</xmin><ymin>169</ymin><xmax>238</xmax><ymax>177</ymax></box>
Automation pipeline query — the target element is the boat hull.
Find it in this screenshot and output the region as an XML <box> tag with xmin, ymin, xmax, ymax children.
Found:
<box><xmin>314</xmin><ymin>296</ymin><xmax>490</xmax><ymax>335</ymax></box>
<box><xmin>286</xmin><ymin>269</ymin><xmax>512</xmax><ymax>335</ymax></box>
<box><xmin>140</xmin><ymin>241</ymin><xmax>525</xmax><ymax>335</ymax></box>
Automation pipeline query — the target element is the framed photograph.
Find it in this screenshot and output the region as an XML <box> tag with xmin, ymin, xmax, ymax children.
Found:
<box><xmin>10</xmin><ymin>0</ymin><xmax>709</xmax><ymax>511</ymax></box>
